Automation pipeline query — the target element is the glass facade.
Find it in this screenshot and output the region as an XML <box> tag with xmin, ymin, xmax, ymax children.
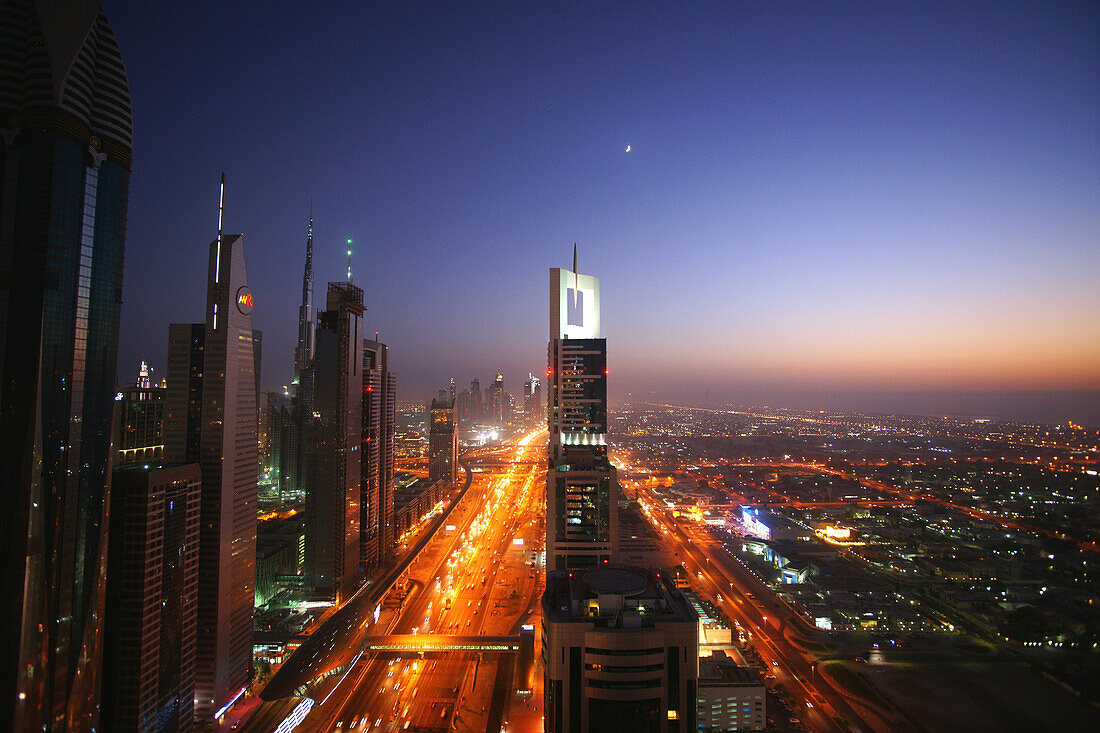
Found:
<box><xmin>1</xmin><ymin>122</ymin><xmax>130</xmax><ymax>728</ymax></box>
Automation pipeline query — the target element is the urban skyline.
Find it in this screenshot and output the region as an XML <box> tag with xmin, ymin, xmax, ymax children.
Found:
<box><xmin>108</xmin><ymin>1</ymin><xmax>1099</xmax><ymax>426</ymax></box>
<box><xmin>2</xmin><ymin>2</ymin><xmax>1099</xmax><ymax>733</ymax></box>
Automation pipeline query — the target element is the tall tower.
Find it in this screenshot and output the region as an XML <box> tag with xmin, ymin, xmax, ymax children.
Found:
<box><xmin>361</xmin><ymin>337</ymin><xmax>395</xmax><ymax>571</ymax></box>
<box><xmin>546</xmin><ymin>248</ymin><xmax>619</xmax><ymax>570</ymax></box>
<box><xmin>294</xmin><ymin>209</ymin><xmax>315</xmax><ymax>386</ymax></box>
<box><xmin>304</xmin><ymin>282</ymin><xmax>364</xmax><ymax>601</ymax></box>
<box><xmin>164</xmin><ymin>181</ymin><xmax>258</xmax><ymax>723</ymax></box>
<box><xmin>0</xmin><ymin>2</ymin><xmax>133</xmax><ymax>729</ymax></box>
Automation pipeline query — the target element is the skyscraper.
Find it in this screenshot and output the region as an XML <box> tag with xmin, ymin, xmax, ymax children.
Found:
<box><xmin>114</xmin><ymin>361</ymin><xmax>168</xmax><ymax>467</ymax></box>
<box><xmin>486</xmin><ymin>370</ymin><xmax>507</xmax><ymax>426</ymax></box>
<box><xmin>0</xmin><ymin>3</ymin><xmax>132</xmax><ymax>728</ymax></box>
<box><xmin>304</xmin><ymin>282</ymin><xmax>364</xmax><ymax>600</ymax></box>
<box><xmin>102</xmin><ymin>462</ymin><xmax>200</xmax><ymax>732</ymax></box>
<box><xmin>361</xmin><ymin>337</ymin><xmax>396</xmax><ymax>570</ymax></box>
<box><xmin>165</xmin><ymin>195</ymin><xmax>258</xmax><ymax>722</ymax></box>
<box><xmin>524</xmin><ymin>373</ymin><xmax>543</xmax><ymax>430</ymax></box>
<box><xmin>294</xmin><ymin>211</ymin><xmax>315</xmax><ymax>390</ymax></box>
<box><xmin>429</xmin><ymin>398</ymin><xmax>458</xmax><ymax>484</ymax></box>
<box><xmin>546</xmin><ymin>248</ymin><xmax>619</xmax><ymax>570</ymax></box>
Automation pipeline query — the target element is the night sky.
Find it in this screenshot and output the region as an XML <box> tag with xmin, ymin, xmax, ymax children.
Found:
<box><xmin>110</xmin><ymin>1</ymin><xmax>1099</xmax><ymax>424</ymax></box>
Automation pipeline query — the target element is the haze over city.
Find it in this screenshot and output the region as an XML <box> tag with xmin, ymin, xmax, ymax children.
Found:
<box><xmin>4</xmin><ymin>2</ymin><xmax>1100</xmax><ymax>732</ymax></box>
<box><xmin>110</xmin><ymin>1</ymin><xmax>1100</xmax><ymax>425</ymax></box>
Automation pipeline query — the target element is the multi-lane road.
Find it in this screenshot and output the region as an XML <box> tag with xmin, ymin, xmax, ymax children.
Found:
<box><xmin>294</xmin><ymin>429</ymin><xmax>546</xmax><ymax>732</ymax></box>
<box><xmin>637</xmin><ymin>486</ymin><xmax>887</xmax><ymax>733</ymax></box>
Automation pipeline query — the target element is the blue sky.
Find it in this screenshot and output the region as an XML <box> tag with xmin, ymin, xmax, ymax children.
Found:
<box><xmin>110</xmin><ymin>1</ymin><xmax>1099</xmax><ymax>423</ymax></box>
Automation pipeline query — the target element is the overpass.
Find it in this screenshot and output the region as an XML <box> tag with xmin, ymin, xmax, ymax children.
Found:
<box><xmin>262</xmin><ymin>450</ymin><xmax>482</xmax><ymax>700</ymax></box>
<box><xmin>363</xmin><ymin>635</ymin><xmax>523</xmax><ymax>654</ymax></box>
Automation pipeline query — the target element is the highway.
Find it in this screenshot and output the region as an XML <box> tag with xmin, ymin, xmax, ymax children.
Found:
<box><xmin>637</xmin><ymin>486</ymin><xmax>885</xmax><ymax>733</ymax></box>
<box><xmin>295</xmin><ymin>429</ymin><xmax>546</xmax><ymax>732</ymax></box>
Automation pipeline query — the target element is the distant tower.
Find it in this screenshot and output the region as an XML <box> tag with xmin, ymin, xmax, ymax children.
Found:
<box><xmin>294</xmin><ymin>208</ymin><xmax>315</xmax><ymax>385</ymax></box>
<box><xmin>546</xmin><ymin>246</ymin><xmax>619</xmax><ymax>569</ymax></box>
<box><xmin>429</xmin><ymin>398</ymin><xmax>458</xmax><ymax>484</ymax></box>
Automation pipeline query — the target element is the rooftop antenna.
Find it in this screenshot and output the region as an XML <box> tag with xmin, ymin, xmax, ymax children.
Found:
<box><xmin>346</xmin><ymin>237</ymin><xmax>353</xmax><ymax>284</ymax></box>
<box><xmin>215</xmin><ymin>173</ymin><xmax>225</xmax><ymax>284</ymax></box>
<box><xmin>572</xmin><ymin>241</ymin><xmax>579</xmax><ymax>308</ymax></box>
<box><xmin>213</xmin><ymin>173</ymin><xmax>225</xmax><ymax>330</ymax></box>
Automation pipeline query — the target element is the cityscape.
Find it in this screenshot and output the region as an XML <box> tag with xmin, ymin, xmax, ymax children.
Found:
<box><xmin>0</xmin><ymin>2</ymin><xmax>1097</xmax><ymax>733</ymax></box>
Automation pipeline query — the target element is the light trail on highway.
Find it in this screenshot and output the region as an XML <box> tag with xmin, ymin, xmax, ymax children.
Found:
<box><xmin>297</xmin><ymin>429</ymin><xmax>546</xmax><ymax>732</ymax></box>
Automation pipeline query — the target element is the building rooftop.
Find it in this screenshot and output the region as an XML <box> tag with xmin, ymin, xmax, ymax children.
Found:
<box><xmin>542</xmin><ymin>567</ymin><xmax>697</xmax><ymax>628</ymax></box>
<box><xmin>699</xmin><ymin>652</ymin><xmax>764</xmax><ymax>687</ymax></box>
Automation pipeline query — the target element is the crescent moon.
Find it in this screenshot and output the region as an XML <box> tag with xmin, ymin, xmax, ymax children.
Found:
<box><xmin>625</xmin><ymin>145</ymin><xmax>631</xmax><ymax>152</ymax></box>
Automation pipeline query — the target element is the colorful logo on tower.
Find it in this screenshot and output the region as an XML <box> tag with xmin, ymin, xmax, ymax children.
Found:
<box><xmin>236</xmin><ymin>286</ymin><xmax>254</xmax><ymax>315</ymax></box>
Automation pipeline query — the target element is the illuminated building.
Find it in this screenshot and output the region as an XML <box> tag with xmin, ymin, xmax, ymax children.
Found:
<box><xmin>114</xmin><ymin>361</ymin><xmax>167</xmax><ymax>466</ymax></box>
<box><xmin>486</xmin><ymin>370</ymin><xmax>507</xmax><ymax>426</ymax></box>
<box><xmin>165</xmin><ymin>191</ymin><xmax>258</xmax><ymax>722</ymax></box>
<box><xmin>361</xmin><ymin>337</ymin><xmax>396</xmax><ymax>568</ymax></box>
<box><xmin>429</xmin><ymin>397</ymin><xmax>458</xmax><ymax>484</ymax></box>
<box><xmin>696</xmin><ymin>652</ymin><xmax>766</xmax><ymax>732</ymax></box>
<box><xmin>524</xmin><ymin>373</ymin><xmax>543</xmax><ymax>429</ymax></box>
<box><xmin>102</xmin><ymin>463</ymin><xmax>200</xmax><ymax>732</ymax></box>
<box><xmin>304</xmin><ymin>283</ymin><xmax>364</xmax><ymax>600</ymax></box>
<box><xmin>542</xmin><ymin>568</ymin><xmax>699</xmax><ymax>733</ymax></box>
<box><xmin>546</xmin><ymin>248</ymin><xmax>619</xmax><ymax>569</ymax></box>
<box><xmin>0</xmin><ymin>2</ymin><xmax>132</xmax><ymax>728</ymax></box>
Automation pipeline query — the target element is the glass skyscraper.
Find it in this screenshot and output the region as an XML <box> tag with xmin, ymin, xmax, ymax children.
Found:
<box><xmin>0</xmin><ymin>2</ymin><xmax>133</xmax><ymax>729</ymax></box>
<box><xmin>546</xmin><ymin>255</ymin><xmax>620</xmax><ymax>570</ymax></box>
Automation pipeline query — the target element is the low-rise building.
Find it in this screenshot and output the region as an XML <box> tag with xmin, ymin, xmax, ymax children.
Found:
<box><xmin>697</xmin><ymin>651</ymin><xmax>766</xmax><ymax>731</ymax></box>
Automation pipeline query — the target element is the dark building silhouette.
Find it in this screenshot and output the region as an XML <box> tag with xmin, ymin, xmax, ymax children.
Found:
<box><xmin>429</xmin><ymin>398</ymin><xmax>458</xmax><ymax>484</ymax></box>
<box><xmin>102</xmin><ymin>463</ymin><xmax>200</xmax><ymax>732</ymax></box>
<box><xmin>114</xmin><ymin>361</ymin><xmax>167</xmax><ymax>466</ymax></box>
<box><xmin>361</xmin><ymin>337</ymin><xmax>396</xmax><ymax>569</ymax></box>
<box><xmin>0</xmin><ymin>2</ymin><xmax>133</xmax><ymax>728</ymax></box>
<box><xmin>304</xmin><ymin>282</ymin><xmax>364</xmax><ymax>601</ymax></box>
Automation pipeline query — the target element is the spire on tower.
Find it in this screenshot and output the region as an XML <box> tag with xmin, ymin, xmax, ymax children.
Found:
<box><xmin>294</xmin><ymin>205</ymin><xmax>316</xmax><ymax>379</ymax></box>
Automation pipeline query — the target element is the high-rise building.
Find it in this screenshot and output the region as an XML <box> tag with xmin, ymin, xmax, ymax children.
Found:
<box><xmin>165</xmin><ymin>204</ymin><xmax>258</xmax><ymax>722</ymax></box>
<box><xmin>0</xmin><ymin>3</ymin><xmax>133</xmax><ymax>728</ymax></box>
<box><xmin>546</xmin><ymin>250</ymin><xmax>619</xmax><ymax>569</ymax></box>
<box><xmin>524</xmin><ymin>373</ymin><xmax>543</xmax><ymax>430</ymax></box>
<box><xmin>102</xmin><ymin>462</ymin><xmax>200</xmax><ymax>732</ymax></box>
<box><xmin>428</xmin><ymin>398</ymin><xmax>458</xmax><ymax>484</ymax></box>
<box><xmin>541</xmin><ymin>568</ymin><xmax>699</xmax><ymax>733</ymax></box>
<box><xmin>294</xmin><ymin>211</ymin><xmax>315</xmax><ymax>390</ymax></box>
<box><xmin>486</xmin><ymin>371</ymin><xmax>507</xmax><ymax>426</ymax></box>
<box><xmin>114</xmin><ymin>361</ymin><xmax>168</xmax><ymax>466</ymax></box>
<box><xmin>266</xmin><ymin>392</ymin><xmax>298</xmax><ymax>502</ymax></box>
<box><xmin>361</xmin><ymin>337</ymin><xmax>396</xmax><ymax>570</ymax></box>
<box><xmin>165</xmin><ymin>323</ymin><xmax>206</xmax><ymax>462</ymax></box>
<box><xmin>470</xmin><ymin>377</ymin><xmax>483</xmax><ymax>423</ymax></box>
<box><xmin>304</xmin><ymin>282</ymin><xmax>364</xmax><ymax>600</ymax></box>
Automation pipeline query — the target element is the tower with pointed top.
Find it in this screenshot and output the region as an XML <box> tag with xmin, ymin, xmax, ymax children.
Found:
<box><xmin>294</xmin><ymin>210</ymin><xmax>315</xmax><ymax>386</ymax></box>
<box><xmin>164</xmin><ymin>177</ymin><xmax>257</xmax><ymax>723</ymax></box>
<box><xmin>546</xmin><ymin>246</ymin><xmax>618</xmax><ymax>570</ymax></box>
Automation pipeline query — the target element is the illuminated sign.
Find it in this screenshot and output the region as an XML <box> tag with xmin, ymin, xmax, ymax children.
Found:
<box><xmin>236</xmin><ymin>286</ymin><xmax>253</xmax><ymax>315</ymax></box>
<box><xmin>512</xmin><ymin>538</ymin><xmax>524</xmax><ymax>546</ymax></box>
<box><xmin>551</xmin><ymin>268</ymin><xmax>601</xmax><ymax>339</ymax></box>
